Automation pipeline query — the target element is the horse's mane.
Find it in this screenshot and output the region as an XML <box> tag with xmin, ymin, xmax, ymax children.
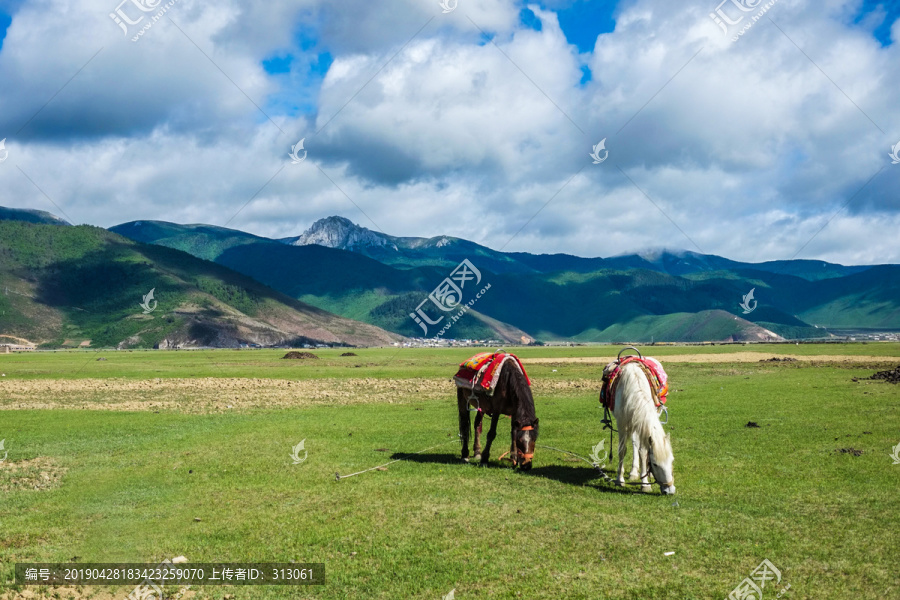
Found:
<box><xmin>619</xmin><ymin>363</ymin><xmax>672</xmax><ymax>462</ymax></box>
<box><xmin>499</xmin><ymin>361</ymin><xmax>536</xmax><ymax>425</ymax></box>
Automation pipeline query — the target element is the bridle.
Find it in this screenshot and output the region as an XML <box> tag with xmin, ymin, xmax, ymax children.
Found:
<box><xmin>642</xmin><ymin>461</ymin><xmax>674</xmax><ymax>488</ymax></box>
<box><xmin>516</xmin><ymin>425</ymin><xmax>535</xmax><ymax>463</ymax></box>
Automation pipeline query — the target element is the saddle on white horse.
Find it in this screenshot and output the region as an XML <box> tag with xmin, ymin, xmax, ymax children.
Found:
<box><xmin>600</xmin><ymin>353</ymin><xmax>668</xmax><ymax>410</ymax></box>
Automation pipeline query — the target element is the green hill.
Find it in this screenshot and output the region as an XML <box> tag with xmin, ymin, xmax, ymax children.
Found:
<box><xmin>109</xmin><ymin>220</ymin><xmax>277</xmax><ymax>262</ymax></box>
<box><xmin>95</xmin><ymin>216</ymin><xmax>900</xmax><ymax>342</ymax></box>
<box><xmin>0</xmin><ymin>206</ymin><xmax>71</xmax><ymax>226</ymax></box>
<box><xmin>111</xmin><ymin>216</ymin><xmax>871</xmax><ymax>280</ymax></box>
<box><xmin>571</xmin><ymin>310</ymin><xmax>782</xmax><ymax>343</ymax></box>
<box><xmin>0</xmin><ymin>221</ymin><xmax>401</xmax><ymax>348</ymax></box>
<box><xmin>211</xmin><ymin>243</ymin><xmax>811</xmax><ymax>342</ymax></box>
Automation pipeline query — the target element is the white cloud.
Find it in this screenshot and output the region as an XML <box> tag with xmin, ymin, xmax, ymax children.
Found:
<box><xmin>0</xmin><ymin>0</ymin><xmax>897</xmax><ymax>265</ymax></box>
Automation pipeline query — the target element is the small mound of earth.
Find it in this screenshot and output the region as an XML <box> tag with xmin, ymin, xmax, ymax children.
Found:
<box><xmin>745</xmin><ymin>421</ymin><xmax>760</xmax><ymax>428</ymax></box>
<box><xmin>760</xmin><ymin>357</ymin><xmax>798</xmax><ymax>362</ymax></box>
<box><xmin>341</xmin><ymin>352</ymin><xmax>358</xmax><ymax>357</ymax></box>
<box><xmin>836</xmin><ymin>448</ymin><xmax>863</xmax><ymax>456</ymax></box>
<box><xmin>282</xmin><ymin>351</ymin><xmax>318</xmax><ymax>360</ymax></box>
<box><xmin>867</xmin><ymin>365</ymin><xmax>900</xmax><ymax>384</ymax></box>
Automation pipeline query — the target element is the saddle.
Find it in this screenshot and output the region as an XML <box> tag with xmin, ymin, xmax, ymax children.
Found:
<box><xmin>600</xmin><ymin>354</ymin><xmax>668</xmax><ymax>411</ymax></box>
<box><xmin>453</xmin><ymin>351</ymin><xmax>531</xmax><ymax>395</ymax></box>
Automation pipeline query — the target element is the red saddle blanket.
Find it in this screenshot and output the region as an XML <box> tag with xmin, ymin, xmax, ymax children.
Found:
<box><xmin>453</xmin><ymin>351</ymin><xmax>531</xmax><ymax>394</ymax></box>
<box><xmin>600</xmin><ymin>355</ymin><xmax>668</xmax><ymax>410</ymax></box>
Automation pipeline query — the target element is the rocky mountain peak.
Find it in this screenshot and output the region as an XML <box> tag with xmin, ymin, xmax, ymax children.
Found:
<box><xmin>290</xmin><ymin>216</ymin><xmax>397</xmax><ymax>251</ymax></box>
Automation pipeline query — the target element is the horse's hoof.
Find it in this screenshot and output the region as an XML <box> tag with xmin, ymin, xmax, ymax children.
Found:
<box><xmin>628</xmin><ymin>472</ymin><xmax>640</xmax><ymax>481</ymax></box>
<box><xmin>641</xmin><ymin>484</ymin><xmax>652</xmax><ymax>493</ymax></box>
<box><xmin>615</xmin><ymin>479</ymin><xmax>625</xmax><ymax>487</ymax></box>
<box><xmin>462</xmin><ymin>457</ymin><xmax>470</xmax><ymax>463</ymax></box>
<box><xmin>473</xmin><ymin>454</ymin><xmax>482</xmax><ymax>461</ymax></box>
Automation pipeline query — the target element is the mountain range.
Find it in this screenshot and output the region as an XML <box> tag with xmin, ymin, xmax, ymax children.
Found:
<box><xmin>2</xmin><ymin>206</ymin><xmax>897</xmax><ymax>348</ymax></box>
<box><xmin>109</xmin><ymin>214</ymin><xmax>900</xmax><ymax>343</ymax></box>
<box><xmin>0</xmin><ymin>213</ymin><xmax>400</xmax><ymax>349</ymax></box>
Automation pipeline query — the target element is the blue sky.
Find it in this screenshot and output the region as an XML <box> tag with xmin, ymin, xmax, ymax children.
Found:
<box><xmin>854</xmin><ymin>0</ymin><xmax>900</xmax><ymax>44</ymax></box>
<box><xmin>0</xmin><ymin>0</ymin><xmax>899</xmax><ymax>264</ymax></box>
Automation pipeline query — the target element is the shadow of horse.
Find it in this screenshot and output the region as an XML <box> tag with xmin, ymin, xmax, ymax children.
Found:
<box><xmin>390</xmin><ymin>452</ymin><xmax>460</xmax><ymax>465</ymax></box>
<box><xmin>394</xmin><ymin>452</ymin><xmax>641</xmax><ymax>494</ymax></box>
<box><xmin>525</xmin><ymin>465</ymin><xmax>638</xmax><ymax>494</ymax></box>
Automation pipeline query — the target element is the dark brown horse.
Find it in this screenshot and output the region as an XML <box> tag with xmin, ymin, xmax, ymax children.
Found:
<box><xmin>457</xmin><ymin>363</ymin><xmax>539</xmax><ymax>470</ymax></box>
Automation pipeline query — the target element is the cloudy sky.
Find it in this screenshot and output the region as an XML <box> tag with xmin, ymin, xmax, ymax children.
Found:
<box><xmin>0</xmin><ymin>0</ymin><xmax>898</xmax><ymax>264</ymax></box>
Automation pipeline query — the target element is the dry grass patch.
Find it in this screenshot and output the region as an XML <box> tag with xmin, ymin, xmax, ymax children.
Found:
<box><xmin>0</xmin><ymin>457</ymin><xmax>66</xmax><ymax>492</ymax></box>
<box><xmin>0</xmin><ymin>377</ymin><xmax>600</xmax><ymax>413</ymax></box>
<box><xmin>522</xmin><ymin>352</ymin><xmax>898</xmax><ymax>364</ymax></box>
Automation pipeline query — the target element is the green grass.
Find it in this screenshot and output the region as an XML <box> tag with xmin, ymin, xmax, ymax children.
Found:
<box><xmin>1</xmin><ymin>346</ymin><xmax>898</xmax><ymax>599</ymax></box>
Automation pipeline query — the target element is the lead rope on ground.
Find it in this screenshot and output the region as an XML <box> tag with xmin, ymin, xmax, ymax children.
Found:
<box><xmin>536</xmin><ymin>443</ymin><xmax>657</xmax><ymax>486</ymax></box>
<box><xmin>535</xmin><ymin>443</ymin><xmax>618</xmax><ymax>485</ymax></box>
<box><xmin>335</xmin><ymin>438</ymin><xmax>460</xmax><ymax>481</ymax></box>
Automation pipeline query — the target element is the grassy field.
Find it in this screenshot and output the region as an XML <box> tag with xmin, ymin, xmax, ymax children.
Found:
<box><xmin>1</xmin><ymin>344</ymin><xmax>899</xmax><ymax>599</ymax></box>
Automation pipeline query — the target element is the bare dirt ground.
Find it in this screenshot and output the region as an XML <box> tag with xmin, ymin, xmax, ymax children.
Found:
<box><xmin>0</xmin><ymin>377</ymin><xmax>602</xmax><ymax>412</ymax></box>
<box><xmin>0</xmin><ymin>457</ymin><xmax>66</xmax><ymax>492</ymax></box>
<box><xmin>521</xmin><ymin>352</ymin><xmax>898</xmax><ymax>364</ymax></box>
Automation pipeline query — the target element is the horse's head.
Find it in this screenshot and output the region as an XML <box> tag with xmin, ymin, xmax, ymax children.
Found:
<box><xmin>513</xmin><ymin>418</ymin><xmax>539</xmax><ymax>471</ymax></box>
<box><xmin>647</xmin><ymin>432</ymin><xmax>675</xmax><ymax>495</ymax></box>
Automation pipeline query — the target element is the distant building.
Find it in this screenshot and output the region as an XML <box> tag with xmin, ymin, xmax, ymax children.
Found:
<box><xmin>0</xmin><ymin>343</ymin><xmax>36</xmax><ymax>352</ymax></box>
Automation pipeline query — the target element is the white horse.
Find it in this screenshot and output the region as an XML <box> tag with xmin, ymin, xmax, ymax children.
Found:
<box><xmin>613</xmin><ymin>362</ymin><xmax>676</xmax><ymax>495</ymax></box>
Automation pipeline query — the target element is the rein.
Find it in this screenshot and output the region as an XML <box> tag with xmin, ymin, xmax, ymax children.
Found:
<box><xmin>639</xmin><ymin>465</ymin><xmax>673</xmax><ymax>487</ymax></box>
<box><xmin>601</xmin><ymin>405</ymin><xmax>616</xmax><ymax>462</ymax></box>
